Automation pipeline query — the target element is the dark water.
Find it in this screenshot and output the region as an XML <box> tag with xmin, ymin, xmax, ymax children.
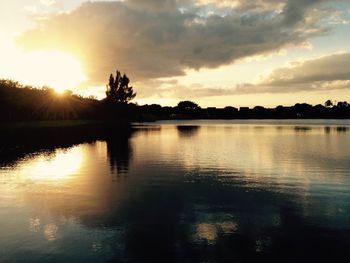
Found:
<box><xmin>1</xmin><ymin>120</ymin><xmax>350</xmax><ymax>263</ymax></box>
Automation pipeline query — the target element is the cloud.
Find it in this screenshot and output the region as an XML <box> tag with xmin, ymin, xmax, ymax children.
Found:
<box><xmin>328</xmin><ymin>9</ymin><xmax>350</xmax><ymax>25</ymax></box>
<box><xmin>17</xmin><ymin>0</ymin><xmax>332</xmax><ymax>90</ymax></box>
<box><xmin>261</xmin><ymin>53</ymin><xmax>350</xmax><ymax>89</ymax></box>
<box><xmin>40</xmin><ymin>0</ymin><xmax>56</xmax><ymax>7</ymax></box>
<box><xmin>195</xmin><ymin>0</ymin><xmax>286</xmax><ymax>11</ymax></box>
<box><xmin>228</xmin><ymin>53</ymin><xmax>350</xmax><ymax>94</ymax></box>
<box><xmin>148</xmin><ymin>53</ymin><xmax>350</xmax><ymax>98</ymax></box>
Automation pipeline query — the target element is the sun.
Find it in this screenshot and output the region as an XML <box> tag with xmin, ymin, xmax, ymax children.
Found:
<box><xmin>23</xmin><ymin>50</ymin><xmax>87</xmax><ymax>93</ymax></box>
<box><xmin>0</xmin><ymin>45</ymin><xmax>86</xmax><ymax>93</ymax></box>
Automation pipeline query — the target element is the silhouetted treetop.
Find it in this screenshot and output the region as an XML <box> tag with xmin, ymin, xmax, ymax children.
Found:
<box><xmin>106</xmin><ymin>71</ymin><xmax>136</xmax><ymax>104</ymax></box>
<box><xmin>177</xmin><ymin>101</ymin><xmax>200</xmax><ymax>110</ymax></box>
<box><xmin>325</xmin><ymin>100</ymin><xmax>333</xmax><ymax>107</ymax></box>
<box><xmin>337</xmin><ymin>101</ymin><xmax>349</xmax><ymax>108</ymax></box>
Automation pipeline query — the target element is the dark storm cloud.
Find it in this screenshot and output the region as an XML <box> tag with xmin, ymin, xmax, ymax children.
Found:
<box><xmin>18</xmin><ymin>0</ymin><xmax>332</xmax><ymax>89</ymax></box>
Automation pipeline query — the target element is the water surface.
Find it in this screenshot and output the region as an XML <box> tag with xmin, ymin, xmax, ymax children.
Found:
<box><xmin>1</xmin><ymin>120</ymin><xmax>350</xmax><ymax>262</ymax></box>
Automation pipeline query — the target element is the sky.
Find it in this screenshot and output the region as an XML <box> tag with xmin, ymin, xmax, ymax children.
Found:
<box><xmin>0</xmin><ymin>0</ymin><xmax>350</xmax><ymax>107</ymax></box>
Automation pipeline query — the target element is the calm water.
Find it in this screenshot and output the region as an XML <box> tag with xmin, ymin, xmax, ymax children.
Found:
<box><xmin>1</xmin><ymin>120</ymin><xmax>350</xmax><ymax>262</ymax></box>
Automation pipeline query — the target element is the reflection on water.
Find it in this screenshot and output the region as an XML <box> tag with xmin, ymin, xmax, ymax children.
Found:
<box><xmin>21</xmin><ymin>148</ymin><xmax>82</xmax><ymax>181</ymax></box>
<box><xmin>106</xmin><ymin>133</ymin><xmax>133</xmax><ymax>176</ymax></box>
<box><xmin>1</xmin><ymin>120</ymin><xmax>350</xmax><ymax>263</ymax></box>
<box><xmin>177</xmin><ymin>125</ymin><xmax>200</xmax><ymax>137</ymax></box>
<box><xmin>194</xmin><ymin>222</ymin><xmax>238</xmax><ymax>244</ymax></box>
<box><xmin>336</xmin><ymin>126</ymin><xmax>349</xmax><ymax>133</ymax></box>
<box><xmin>294</xmin><ymin>126</ymin><xmax>312</xmax><ymax>132</ymax></box>
<box><xmin>43</xmin><ymin>223</ymin><xmax>59</xmax><ymax>241</ymax></box>
<box><xmin>29</xmin><ymin>217</ymin><xmax>41</xmax><ymax>232</ymax></box>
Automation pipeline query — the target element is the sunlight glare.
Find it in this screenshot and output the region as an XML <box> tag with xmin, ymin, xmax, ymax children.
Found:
<box><xmin>23</xmin><ymin>51</ymin><xmax>86</xmax><ymax>93</ymax></box>
<box><xmin>20</xmin><ymin>148</ymin><xmax>83</xmax><ymax>181</ymax></box>
<box><xmin>0</xmin><ymin>43</ymin><xmax>86</xmax><ymax>93</ymax></box>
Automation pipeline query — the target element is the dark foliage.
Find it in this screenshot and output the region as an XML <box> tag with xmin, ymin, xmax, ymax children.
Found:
<box><xmin>177</xmin><ymin>101</ymin><xmax>200</xmax><ymax>110</ymax></box>
<box><xmin>324</xmin><ymin>100</ymin><xmax>333</xmax><ymax>107</ymax></box>
<box><xmin>138</xmin><ymin>100</ymin><xmax>350</xmax><ymax>120</ymax></box>
<box><xmin>1</xmin><ymin>79</ymin><xmax>350</xmax><ymax>122</ymax></box>
<box><xmin>106</xmin><ymin>71</ymin><xmax>136</xmax><ymax>104</ymax></box>
<box><xmin>0</xmin><ymin>79</ymin><xmax>101</xmax><ymax>121</ymax></box>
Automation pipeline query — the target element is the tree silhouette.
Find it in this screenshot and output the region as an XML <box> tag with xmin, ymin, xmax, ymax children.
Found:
<box><xmin>106</xmin><ymin>71</ymin><xmax>136</xmax><ymax>103</ymax></box>
<box><xmin>177</xmin><ymin>101</ymin><xmax>200</xmax><ymax>111</ymax></box>
<box><xmin>324</xmin><ymin>100</ymin><xmax>333</xmax><ymax>108</ymax></box>
<box><xmin>175</xmin><ymin>101</ymin><xmax>201</xmax><ymax>118</ymax></box>
<box><xmin>337</xmin><ymin>101</ymin><xmax>349</xmax><ymax>108</ymax></box>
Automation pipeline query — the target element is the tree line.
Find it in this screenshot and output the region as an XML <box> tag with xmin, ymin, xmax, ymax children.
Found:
<box><xmin>1</xmin><ymin>71</ymin><xmax>350</xmax><ymax>122</ymax></box>
<box><xmin>137</xmin><ymin>100</ymin><xmax>350</xmax><ymax>120</ymax></box>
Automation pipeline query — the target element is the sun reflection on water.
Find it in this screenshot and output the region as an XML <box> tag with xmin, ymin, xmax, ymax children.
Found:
<box><xmin>193</xmin><ymin>222</ymin><xmax>238</xmax><ymax>244</ymax></box>
<box><xmin>18</xmin><ymin>147</ymin><xmax>83</xmax><ymax>182</ymax></box>
<box><xmin>44</xmin><ymin>223</ymin><xmax>59</xmax><ymax>241</ymax></box>
<box><xmin>29</xmin><ymin>217</ymin><xmax>41</xmax><ymax>232</ymax></box>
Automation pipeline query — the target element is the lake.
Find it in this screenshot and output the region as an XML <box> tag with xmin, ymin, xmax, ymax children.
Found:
<box><xmin>1</xmin><ymin>120</ymin><xmax>350</xmax><ymax>263</ymax></box>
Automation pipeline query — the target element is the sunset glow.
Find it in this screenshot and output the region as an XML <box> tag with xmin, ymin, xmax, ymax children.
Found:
<box><xmin>0</xmin><ymin>44</ymin><xmax>86</xmax><ymax>93</ymax></box>
<box><xmin>0</xmin><ymin>0</ymin><xmax>350</xmax><ymax>106</ymax></box>
<box><xmin>1</xmin><ymin>1</ymin><xmax>350</xmax><ymax>262</ymax></box>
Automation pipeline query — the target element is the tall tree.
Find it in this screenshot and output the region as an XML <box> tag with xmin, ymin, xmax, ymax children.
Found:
<box><xmin>106</xmin><ymin>71</ymin><xmax>136</xmax><ymax>103</ymax></box>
